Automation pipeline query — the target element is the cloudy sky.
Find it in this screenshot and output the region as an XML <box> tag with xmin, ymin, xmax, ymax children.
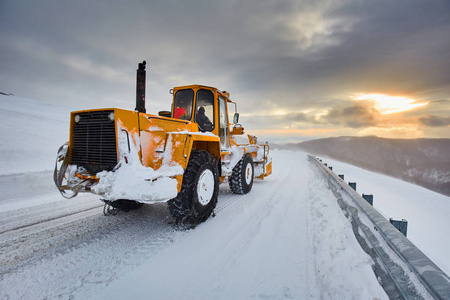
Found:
<box><xmin>1</xmin><ymin>0</ymin><xmax>449</xmax><ymax>143</ymax></box>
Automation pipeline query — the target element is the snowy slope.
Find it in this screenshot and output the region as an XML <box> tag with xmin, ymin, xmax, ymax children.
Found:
<box><xmin>0</xmin><ymin>94</ymin><xmax>71</xmax><ymax>175</ymax></box>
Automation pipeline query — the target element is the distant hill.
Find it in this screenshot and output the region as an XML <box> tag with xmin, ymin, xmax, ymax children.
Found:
<box><xmin>287</xmin><ymin>136</ymin><xmax>450</xmax><ymax>196</ymax></box>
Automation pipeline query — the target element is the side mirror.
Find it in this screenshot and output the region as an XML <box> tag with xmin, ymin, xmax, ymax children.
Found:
<box><xmin>233</xmin><ymin>113</ymin><xmax>239</xmax><ymax>124</ymax></box>
<box><xmin>158</xmin><ymin>111</ymin><xmax>171</xmax><ymax>117</ymax></box>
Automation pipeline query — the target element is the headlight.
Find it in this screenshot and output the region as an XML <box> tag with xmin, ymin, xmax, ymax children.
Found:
<box><xmin>74</xmin><ymin>115</ymin><xmax>81</xmax><ymax>123</ymax></box>
<box><xmin>108</xmin><ymin>112</ymin><xmax>115</xmax><ymax>122</ymax></box>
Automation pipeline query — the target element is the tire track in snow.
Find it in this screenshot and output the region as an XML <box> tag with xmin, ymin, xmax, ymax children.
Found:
<box><xmin>60</xmin><ymin>211</ymin><xmax>178</xmax><ymax>300</ymax></box>
<box><xmin>0</xmin><ymin>204</ymin><xmax>103</xmax><ymax>274</ymax></box>
<box><xmin>0</xmin><ymin>202</ymin><xmax>103</xmax><ymax>234</ymax></box>
<box><xmin>0</xmin><ymin>202</ymin><xmax>179</xmax><ymax>300</ymax></box>
<box><xmin>214</xmin><ymin>150</ymin><xmax>296</xmax><ymax>218</ymax></box>
<box><xmin>213</xmin><ymin>185</ymin><xmax>243</xmax><ymax>214</ymax></box>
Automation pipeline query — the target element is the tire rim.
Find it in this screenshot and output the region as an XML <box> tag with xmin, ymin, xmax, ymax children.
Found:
<box><xmin>197</xmin><ymin>169</ymin><xmax>215</xmax><ymax>205</ymax></box>
<box><xmin>245</xmin><ymin>162</ymin><xmax>253</xmax><ymax>185</ymax></box>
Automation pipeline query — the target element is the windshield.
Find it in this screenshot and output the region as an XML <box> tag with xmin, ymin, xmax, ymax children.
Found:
<box><xmin>195</xmin><ymin>89</ymin><xmax>215</xmax><ymax>132</ymax></box>
<box><xmin>173</xmin><ymin>89</ymin><xmax>194</xmax><ymax>120</ymax></box>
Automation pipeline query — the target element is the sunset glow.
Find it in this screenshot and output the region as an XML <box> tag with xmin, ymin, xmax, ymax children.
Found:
<box><xmin>353</xmin><ymin>94</ymin><xmax>428</xmax><ymax>114</ymax></box>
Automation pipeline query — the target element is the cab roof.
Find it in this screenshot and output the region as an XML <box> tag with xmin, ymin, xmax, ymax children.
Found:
<box><xmin>173</xmin><ymin>84</ymin><xmax>231</xmax><ymax>100</ymax></box>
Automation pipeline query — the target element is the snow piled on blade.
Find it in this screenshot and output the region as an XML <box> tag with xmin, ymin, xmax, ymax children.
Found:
<box><xmin>93</xmin><ymin>164</ymin><xmax>181</xmax><ymax>203</ymax></box>
<box><xmin>91</xmin><ymin>122</ymin><xmax>183</xmax><ymax>203</ymax></box>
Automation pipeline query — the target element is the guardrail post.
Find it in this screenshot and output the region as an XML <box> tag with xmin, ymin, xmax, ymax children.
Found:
<box><xmin>389</xmin><ymin>218</ymin><xmax>408</xmax><ymax>237</ymax></box>
<box><xmin>349</xmin><ymin>182</ymin><xmax>356</xmax><ymax>191</ymax></box>
<box><xmin>362</xmin><ymin>194</ymin><xmax>373</xmax><ymax>206</ymax></box>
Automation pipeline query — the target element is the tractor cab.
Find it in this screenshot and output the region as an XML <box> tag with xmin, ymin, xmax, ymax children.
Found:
<box><xmin>171</xmin><ymin>85</ymin><xmax>238</xmax><ymax>150</ymax></box>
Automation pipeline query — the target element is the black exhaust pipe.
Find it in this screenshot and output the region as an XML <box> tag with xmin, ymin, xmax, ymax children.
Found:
<box><xmin>135</xmin><ymin>60</ymin><xmax>146</xmax><ymax>113</ymax></box>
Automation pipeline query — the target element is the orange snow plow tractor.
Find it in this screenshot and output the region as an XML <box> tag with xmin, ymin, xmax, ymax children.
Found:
<box><xmin>54</xmin><ymin>61</ymin><xmax>272</xmax><ymax>224</ymax></box>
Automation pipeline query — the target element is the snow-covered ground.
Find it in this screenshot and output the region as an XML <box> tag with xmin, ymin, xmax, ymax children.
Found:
<box><xmin>1</xmin><ymin>150</ymin><xmax>388</xmax><ymax>300</ymax></box>
<box><xmin>0</xmin><ymin>94</ymin><xmax>448</xmax><ymax>299</ymax></box>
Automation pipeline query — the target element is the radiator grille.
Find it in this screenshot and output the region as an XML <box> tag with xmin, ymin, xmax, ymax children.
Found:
<box><xmin>71</xmin><ymin>111</ymin><xmax>117</xmax><ymax>174</ymax></box>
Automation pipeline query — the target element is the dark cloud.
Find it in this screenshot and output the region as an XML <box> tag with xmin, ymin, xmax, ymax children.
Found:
<box><xmin>419</xmin><ymin>115</ymin><xmax>450</xmax><ymax>127</ymax></box>
<box><xmin>321</xmin><ymin>103</ymin><xmax>378</xmax><ymax>128</ymax></box>
<box><xmin>286</xmin><ymin>112</ymin><xmax>310</xmax><ymax>122</ymax></box>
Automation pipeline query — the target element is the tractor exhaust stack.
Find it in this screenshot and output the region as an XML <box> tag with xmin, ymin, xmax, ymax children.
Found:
<box><xmin>135</xmin><ymin>60</ymin><xmax>146</xmax><ymax>113</ymax></box>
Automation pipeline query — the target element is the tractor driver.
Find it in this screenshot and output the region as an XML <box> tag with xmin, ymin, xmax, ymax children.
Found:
<box><xmin>196</xmin><ymin>106</ymin><xmax>213</xmax><ymax>132</ymax></box>
<box><xmin>174</xmin><ymin>105</ymin><xmax>187</xmax><ymax>119</ymax></box>
<box><xmin>173</xmin><ymin>90</ymin><xmax>193</xmax><ymax>120</ymax></box>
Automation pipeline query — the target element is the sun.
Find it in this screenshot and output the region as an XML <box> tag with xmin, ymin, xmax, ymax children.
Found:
<box><xmin>353</xmin><ymin>94</ymin><xmax>428</xmax><ymax>114</ymax></box>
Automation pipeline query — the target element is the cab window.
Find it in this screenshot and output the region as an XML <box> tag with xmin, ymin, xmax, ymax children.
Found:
<box><xmin>173</xmin><ymin>89</ymin><xmax>194</xmax><ymax>120</ymax></box>
<box><xmin>195</xmin><ymin>89</ymin><xmax>215</xmax><ymax>132</ymax></box>
<box><xmin>219</xmin><ymin>96</ymin><xmax>230</xmax><ymax>149</ymax></box>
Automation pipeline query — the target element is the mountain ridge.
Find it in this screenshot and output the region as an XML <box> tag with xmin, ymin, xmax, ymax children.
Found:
<box><xmin>285</xmin><ymin>136</ymin><xmax>450</xmax><ymax>196</ymax></box>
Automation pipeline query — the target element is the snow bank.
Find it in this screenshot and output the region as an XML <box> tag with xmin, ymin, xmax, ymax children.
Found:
<box><xmin>306</xmin><ymin>157</ymin><xmax>388</xmax><ymax>299</ymax></box>
<box><xmin>322</xmin><ymin>156</ymin><xmax>450</xmax><ymax>276</ymax></box>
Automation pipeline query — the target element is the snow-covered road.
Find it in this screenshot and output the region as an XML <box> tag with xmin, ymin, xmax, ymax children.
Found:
<box><xmin>0</xmin><ymin>150</ymin><xmax>388</xmax><ymax>299</ymax></box>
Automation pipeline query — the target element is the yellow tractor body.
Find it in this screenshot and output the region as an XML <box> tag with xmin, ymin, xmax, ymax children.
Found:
<box><xmin>54</xmin><ymin>62</ymin><xmax>272</xmax><ymax>224</ymax></box>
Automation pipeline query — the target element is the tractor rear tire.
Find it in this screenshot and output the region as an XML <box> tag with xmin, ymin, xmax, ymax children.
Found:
<box><xmin>168</xmin><ymin>151</ymin><xmax>219</xmax><ymax>225</ymax></box>
<box><xmin>229</xmin><ymin>153</ymin><xmax>254</xmax><ymax>194</ymax></box>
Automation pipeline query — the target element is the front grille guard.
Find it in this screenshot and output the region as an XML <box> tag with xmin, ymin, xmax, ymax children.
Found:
<box><xmin>71</xmin><ymin>111</ymin><xmax>118</xmax><ymax>174</ymax></box>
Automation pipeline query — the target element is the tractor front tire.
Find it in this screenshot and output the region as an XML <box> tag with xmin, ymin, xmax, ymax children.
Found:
<box><xmin>168</xmin><ymin>151</ymin><xmax>219</xmax><ymax>225</ymax></box>
<box><xmin>229</xmin><ymin>153</ymin><xmax>254</xmax><ymax>194</ymax></box>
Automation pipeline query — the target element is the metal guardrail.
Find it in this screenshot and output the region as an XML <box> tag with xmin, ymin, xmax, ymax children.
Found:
<box><xmin>309</xmin><ymin>154</ymin><xmax>450</xmax><ymax>300</ymax></box>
